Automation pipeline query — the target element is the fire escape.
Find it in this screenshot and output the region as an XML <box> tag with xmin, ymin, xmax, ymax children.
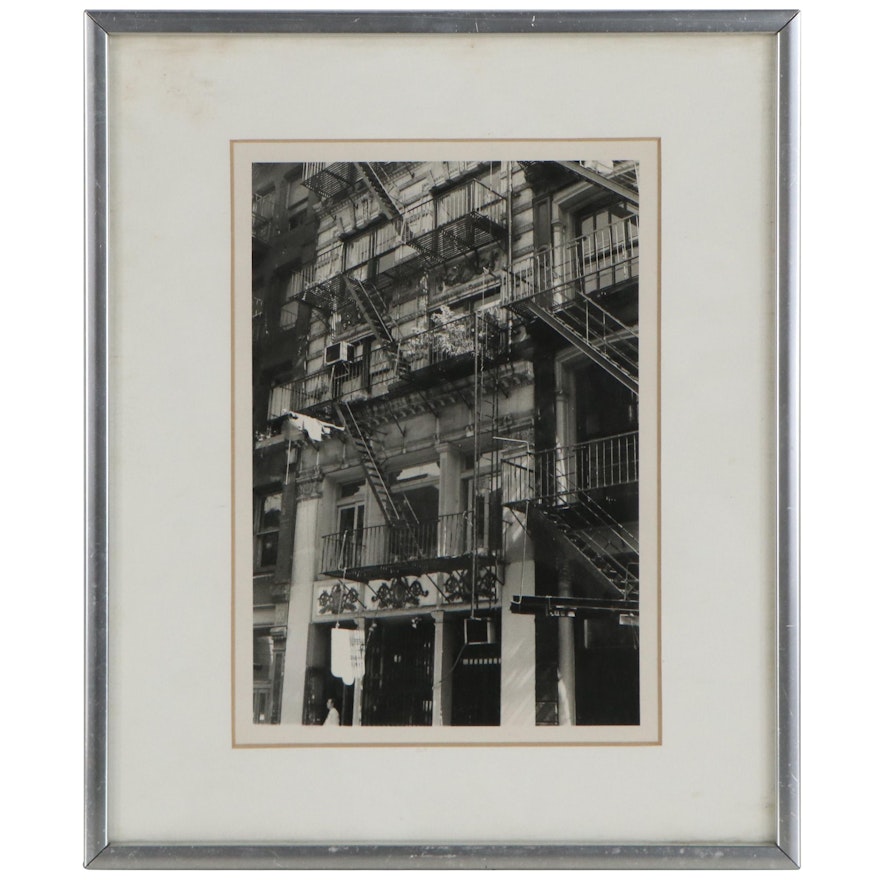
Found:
<box><xmin>504</xmin><ymin>434</ymin><xmax>640</xmax><ymax>617</ymax></box>
<box><xmin>294</xmin><ymin>162</ymin><xmax>510</xmax><ymax>613</ymax></box>
<box><xmin>503</xmin><ymin>160</ymin><xmax>641</xmax><ymax>618</ymax></box>
<box><xmin>503</xmin><ymin>161</ymin><xmax>639</xmax><ymax>394</ymax></box>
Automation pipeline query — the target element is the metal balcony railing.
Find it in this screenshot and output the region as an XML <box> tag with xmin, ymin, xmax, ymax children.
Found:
<box><xmin>301</xmin><ymin>162</ymin><xmax>360</xmax><ymax>201</ymax></box>
<box><xmin>320</xmin><ymin>511</ymin><xmax>493</xmax><ymax>576</ymax></box>
<box><xmin>252</xmin><ymin>189</ymin><xmax>276</xmax><ymax>243</ymax></box>
<box><xmin>502</xmin><ymin>215</ymin><xmax>639</xmax><ymax>308</ymax></box>
<box><xmin>302</xmin><ymin>162</ymin><xmax>417</xmax><ymax>202</ymax></box>
<box><xmin>266</xmin><ymin>381</ymin><xmax>294</xmax><ymax>421</ymax></box>
<box><xmin>396</xmin><ymin>311</ymin><xmax>507</xmax><ymax>375</ymax></box>
<box><xmin>503</xmin><ymin>432</ymin><xmax>639</xmax><ymax>506</ymax></box>
<box><xmin>252</xmin><ymin>211</ymin><xmax>273</xmax><ymax>244</ymax></box>
<box><xmin>290</xmin><ymin>348</ymin><xmax>396</xmax><ymax>412</ymax></box>
<box><xmin>296</xmin><ymin>178</ymin><xmax>508</xmax><ymax>313</ymax></box>
<box><xmin>289</xmin><ymin>311</ymin><xmax>506</xmax><ymax>411</ymax></box>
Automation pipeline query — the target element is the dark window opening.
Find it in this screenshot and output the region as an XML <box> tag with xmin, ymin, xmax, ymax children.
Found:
<box><xmin>255</xmin><ymin>491</ymin><xmax>282</xmax><ymax>571</ymax></box>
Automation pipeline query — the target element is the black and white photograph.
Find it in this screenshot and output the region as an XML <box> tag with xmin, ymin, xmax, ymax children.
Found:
<box><xmin>241</xmin><ymin>155</ymin><xmax>657</xmax><ymax>741</ymax></box>
<box><xmin>72</xmin><ymin>7</ymin><xmax>820</xmax><ymax>866</ymax></box>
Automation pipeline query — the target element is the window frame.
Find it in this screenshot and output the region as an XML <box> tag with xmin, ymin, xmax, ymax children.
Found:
<box><xmin>254</xmin><ymin>488</ymin><xmax>284</xmax><ymax>573</ymax></box>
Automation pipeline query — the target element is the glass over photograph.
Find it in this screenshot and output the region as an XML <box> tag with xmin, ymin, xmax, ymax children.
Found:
<box><xmin>245</xmin><ymin>159</ymin><xmax>649</xmax><ymax>739</ymax></box>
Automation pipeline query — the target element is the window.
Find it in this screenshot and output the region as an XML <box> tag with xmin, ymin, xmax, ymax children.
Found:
<box><xmin>286</xmin><ymin>265</ymin><xmax>312</xmax><ymax>300</ymax></box>
<box><xmin>252</xmin><ymin>188</ymin><xmax>276</xmax><ymax>242</ymax></box>
<box><xmin>252</xmin><ymin>187</ymin><xmax>276</xmax><ymax>220</ymax></box>
<box><xmin>572</xmin><ymin>199</ymin><xmax>639</xmax><ymax>293</ymax></box>
<box><xmin>336</xmin><ymin>501</ymin><xmax>365</xmax><ymax>569</ymax></box>
<box><xmin>279</xmin><ymin>300</ymin><xmax>298</xmax><ymax>331</ymax></box>
<box><xmin>391</xmin><ymin>477</ymin><xmax>439</xmax><ymax>558</ymax></box>
<box><xmin>267</xmin><ymin>382</ymin><xmax>292</xmax><ymax>420</ymax></box>
<box><xmin>255</xmin><ymin>491</ymin><xmax>282</xmax><ymax>570</ymax></box>
<box><xmin>461</xmin><ymin>466</ymin><xmax>502</xmax><ymax>554</ymax></box>
<box><xmin>280</xmin><ymin>265</ymin><xmax>314</xmax><ymax>330</ymax></box>
<box><xmin>330</xmin><ymin>338</ymin><xmax>372</xmax><ymax>398</ymax></box>
<box><xmin>533</xmin><ymin>196</ymin><xmax>552</xmax><ymax>251</ymax></box>
<box><xmin>344</xmin><ymin>230</ymin><xmax>374</xmax><ymax>277</ymax></box>
<box><xmin>285</xmin><ymin>174</ymin><xmax>310</xmax><ymax>230</ymax></box>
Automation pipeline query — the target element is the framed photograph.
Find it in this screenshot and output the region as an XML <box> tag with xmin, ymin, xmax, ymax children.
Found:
<box><xmin>86</xmin><ymin>9</ymin><xmax>799</xmax><ymax>868</ymax></box>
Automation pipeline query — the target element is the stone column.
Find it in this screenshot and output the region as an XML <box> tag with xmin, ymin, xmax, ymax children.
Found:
<box><xmin>555</xmin><ymin>375</ymin><xmax>573</xmax><ymax>494</ymax></box>
<box><xmin>437</xmin><ymin>443</ymin><xmax>463</xmax><ymax>555</ymax></box>
<box><xmin>279</xmin><ymin>472</ymin><xmax>324</xmax><ymax>725</ymax></box>
<box><xmin>352</xmin><ymin>617</ymin><xmax>364</xmax><ymax>727</ymax></box>
<box><xmin>556</xmin><ymin>561</ymin><xmax>577</xmax><ymax>726</ymax></box>
<box><xmin>431</xmin><ymin>611</ymin><xmax>453</xmax><ymax>726</ymax></box>
<box><xmin>500</xmin><ymin>557</ymin><xmax>537</xmax><ymax>726</ymax></box>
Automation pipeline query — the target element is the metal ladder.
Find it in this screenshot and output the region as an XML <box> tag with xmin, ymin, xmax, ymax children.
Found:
<box><xmin>333</xmin><ymin>401</ymin><xmax>417</xmax><ymax>529</ymax></box>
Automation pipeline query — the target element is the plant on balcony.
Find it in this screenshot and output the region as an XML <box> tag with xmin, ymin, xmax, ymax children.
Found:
<box><xmin>432</xmin><ymin>305</ymin><xmax>472</xmax><ymax>356</ymax></box>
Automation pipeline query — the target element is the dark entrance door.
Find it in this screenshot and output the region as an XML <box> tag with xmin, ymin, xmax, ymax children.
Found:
<box><xmin>362</xmin><ymin>618</ymin><xmax>435</xmax><ymax>726</ymax></box>
<box><xmin>574</xmin><ymin>615</ymin><xmax>640</xmax><ymax>725</ymax></box>
<box><xmin>450</xmin><ymin>613</ymin><xmax>501</xmax><ymax>726</ymax></box>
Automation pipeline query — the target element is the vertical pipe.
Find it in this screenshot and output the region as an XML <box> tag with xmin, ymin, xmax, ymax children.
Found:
<box><xmin>352</xmin><ymin>618</ymin><xmax>364</xmax><ymax>726</ymax></box>
<box><xmin>557</xmin><ymin>562</ymin><xmax>576</xmax><ymax>726</ymax></box>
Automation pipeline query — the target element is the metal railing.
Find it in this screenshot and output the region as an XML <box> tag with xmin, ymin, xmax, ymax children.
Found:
<box><xmin>321</xmin><ymin>511</ymin><xmax>488</xmax><ymax>574</ymax></box>
<box><xmin>300</xmin><ymin>178</ymin><xmax>507</xmax><ymax>302</ymax></box>
<box><xmin>252</xmin><ymin>211</ymin><xmax>273</xmax><ymax>243</ymax></box>
<box><xmin>290</xmin><ymin>362</ymin><xmax>364</xmax><ymax>412</ymax></box>
<box><xmin>432</xmin><ymin>178</ymin><xmax>507</xmax><ymax>229</ymax></box>
<box><xmin>302</xmin><ymin>161</ymin><xmax>331</xmax><ymax>180</ymax></box>
<box><xmin>289</xmin><ymin>310</ymin><xmax>506</xmax><ymax>410</ymax></box>
<box><xmin>396</xmin><ymin>311</ymin><xmax>506</xmax><ymax>374</ymax></box>
<box><xmin>301</xmin><ymin>162</ymin><xmax>359</xmax><ymax>198</ymax></box>
<box><xmin>266</xmin><ymin>381</ymin><xmax>294</xmax><ymax>420</ymax></box>
<box><xmin>502</xmin><ymin>216</ymin><xmax>639</xmax><ymax>308</ymax></box>
<box><xmin>290</xmin><ymin>348</ymin><xmax>396</xmax><ymax>411</ymax></box>
<box><xmin>580</xmin><ymin>296</ymin><xmax>639</xmax><ymax>378</ymax></box>
<box><xmin>503</xmin><ymin>432</ymin><xmax>639</xmax><ymax>505</ymax></box>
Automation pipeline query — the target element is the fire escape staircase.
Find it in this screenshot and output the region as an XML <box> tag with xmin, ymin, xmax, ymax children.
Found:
<box><xmin>554</xmin><ymin>160</ymin><xmax>640</xmax><ymax>205</ymax></box>
<box><xmin>517</xmin><ymin>295</ymin><xmax>638</xmax><ymax>395</ymax></box>
<box><xmin>354</xmin><ymin>161</ymin><xmax>449</xmax><ymax>276</ymax></box>
<box><xmin>346</xmin><ymin>163</ymin><xmax>440</xmax><ymax>381</ymax></box>
<box><xmin>519</xmin><ymin>160</ymin><xmax>639</xmax><ymax>205</ymax></box>
<box><xmin>332</xmin><ymin>401</ymin><xmax>418</xmax><ymax>531</ymax></box>
<box><xmin>340</xmin><ymin>275</ymin><xmax>412</xmax><ymax>383</ymax></box>
<box><xmin>355</xmin><ymin>162</ymin><xmax>421</xmax><ymax>247</ymax></box>
<box><xmin>330</xmin><ymin>402</ymin><xmax>449</xmax><ymax>590</ymax></box>
<box><xmin>523</xmin><ymin>496</ymin><xmax>639</xmax><ymax>603</ymax></box>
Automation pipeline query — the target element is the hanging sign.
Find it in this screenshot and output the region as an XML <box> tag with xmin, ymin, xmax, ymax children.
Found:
<box><xmin>330</xmin><ymin>627</ymin><xmax>366</xmax><ymax>685</ymax></box>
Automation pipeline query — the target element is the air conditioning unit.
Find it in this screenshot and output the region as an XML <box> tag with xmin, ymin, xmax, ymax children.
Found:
<box><xmin>324</xmin><ymin>342</ymin><xmax>356</xmax><ymax>366</ymax></box>
<box><xmin>464</xmin><ymin>617</ymin><xmax>497</xmax><ymax>647</ymax></box>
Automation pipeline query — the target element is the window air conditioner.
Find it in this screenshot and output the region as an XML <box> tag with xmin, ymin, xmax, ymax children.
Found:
<box><xmin>324</xmin><ymin>342</ymin><xmax>356</xmax><ymax>366</ymax></box>
<box><xmin>464</xmin><ymin>617</ymin><xmax>496</xmax><ymax>647</ymax></box>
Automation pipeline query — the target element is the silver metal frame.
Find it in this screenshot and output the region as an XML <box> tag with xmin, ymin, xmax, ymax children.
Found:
<box><xmin>85</xmin><ymin>10</ymin><xmax>800</xmax><ymax>869</ymax></box>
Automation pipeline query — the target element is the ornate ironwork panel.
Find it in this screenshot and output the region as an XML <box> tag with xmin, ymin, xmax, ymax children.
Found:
<box><xmin>371</xmin><ymin>576</ymin><xmax>428</xmax><ymax>610</ymax></box>
<box><xmin>317</xmin><ymin>582</ymin><xmax>360</xmax><ymax>615</ymax></box>
<box><xmin>442</xmin><ymin>565</ymin><xmax>499</xmax><ymax>604</ymax></box>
